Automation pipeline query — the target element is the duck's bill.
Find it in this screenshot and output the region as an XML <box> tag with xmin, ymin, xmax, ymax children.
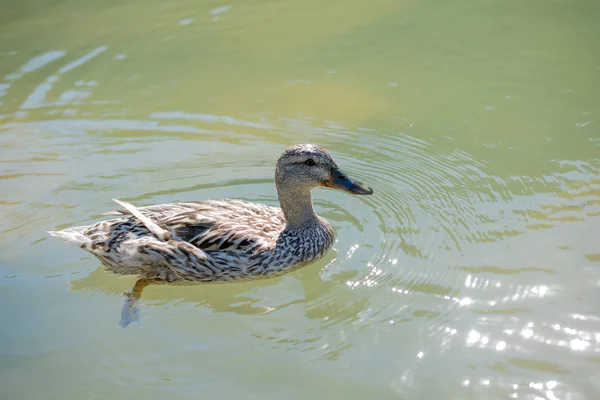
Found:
<box><xmin>325</xmin><ymin>167</ymin><xmax>374</xmax><ymax>195</ymax></box>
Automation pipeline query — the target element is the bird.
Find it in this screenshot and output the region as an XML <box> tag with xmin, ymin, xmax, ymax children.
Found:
<box><xmin>49</xmin><ymin>144</ymin><xmax>373</xmax><ymax>326</ymax></box>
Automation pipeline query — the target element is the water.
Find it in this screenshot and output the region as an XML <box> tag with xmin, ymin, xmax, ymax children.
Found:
<box><xmin>1</xmin><ymin>0</ymin><xmax>599</xmax><ymax>398</ymax></box>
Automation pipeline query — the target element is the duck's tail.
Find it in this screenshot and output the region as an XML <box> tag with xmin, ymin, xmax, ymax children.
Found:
<box><xmin>48</xmin><ymin>226</ymin><xmax>91</xmax><ymax>247</ymax></box>
<box><xmin>111</xmin><ymin>199</ymin><xmax>171</xmax><ymax>241</ymax></box>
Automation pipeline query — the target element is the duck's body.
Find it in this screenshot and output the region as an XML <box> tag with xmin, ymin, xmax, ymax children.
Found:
<box><xmin>49</xmin><ymin>144</ymin><xmax>372</xmax><ymax>285</ymax></box>
<box><xmin>53</xmin><ymin>199</ymin><xmax>335</xmax><ymax>283</ymax></box>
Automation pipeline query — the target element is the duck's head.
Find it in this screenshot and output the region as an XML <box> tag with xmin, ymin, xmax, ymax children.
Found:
<box><xmin>275</xmin><ymin>144</ymin><xmax>373</xmax><ymax>196</ymax></box>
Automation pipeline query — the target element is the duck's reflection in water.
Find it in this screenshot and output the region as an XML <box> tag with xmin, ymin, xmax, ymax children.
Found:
<box><xmin>68</xmin><ymin>251</ymin><xmax>369</xmax><ymax>331</ymax></box>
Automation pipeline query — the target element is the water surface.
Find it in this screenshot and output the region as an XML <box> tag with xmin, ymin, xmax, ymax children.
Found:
<box><xmin>1</xmin><ymin>0</ymin><xmax>599</xmax><ymax>399</ymax></box>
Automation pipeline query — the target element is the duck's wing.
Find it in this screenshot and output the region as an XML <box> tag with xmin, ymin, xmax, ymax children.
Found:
<box><xmin>168</xmin><ymin>218</ymin><xmax>265</xmax><ymax>252</ymax></box>
<box><xmin>105</xmin><ymin>199</ymin><xmax>286</xmax><ymax>253</ymax></box>
<box><xmin>164</xmin><ymin>200</ymin><xmax>285</xmax><ymax>252</ymax></box>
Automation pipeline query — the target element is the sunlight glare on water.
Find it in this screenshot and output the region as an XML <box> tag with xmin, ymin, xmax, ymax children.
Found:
<box><xmin>1</xmin><ymin>0</ymin><xmax>599</xmax><ymax>399</ymax></box>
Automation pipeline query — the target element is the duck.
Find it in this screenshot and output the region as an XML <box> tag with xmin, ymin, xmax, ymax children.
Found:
<box><xmin>49</xmin><ymin>144</ymin><xmax>373</xmax><ymax>325</ymax></box>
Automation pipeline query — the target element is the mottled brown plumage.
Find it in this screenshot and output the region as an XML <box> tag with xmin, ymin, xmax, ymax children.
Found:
<box><xmin>49</xmin><ymin>144</ymin><xmax>373</xmax><ymax>284</ymax></box>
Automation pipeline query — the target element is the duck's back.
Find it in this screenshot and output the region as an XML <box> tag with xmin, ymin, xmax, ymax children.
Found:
<box><xmin>99</xmin><ymin>199</ymin><xmax>286</xmax><ymax>253</ymax></box>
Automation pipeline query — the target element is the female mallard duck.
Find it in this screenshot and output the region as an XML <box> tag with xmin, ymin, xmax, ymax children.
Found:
<box><xmin>49</xmin><ymin>144</ymin><xmax>372</xmax><ymax>324</ymax></box>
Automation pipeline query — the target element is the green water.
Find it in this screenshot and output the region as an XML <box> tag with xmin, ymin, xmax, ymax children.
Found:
<box><xmin>1</xmin><ymin>0</ymin><xmax>599</xmax><ymax>398</ymax></box>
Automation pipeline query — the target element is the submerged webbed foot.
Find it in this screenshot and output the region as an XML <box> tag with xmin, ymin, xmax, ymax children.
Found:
<box><xmin>119</xmin><ymin>279</ymin><xmax>151</xmax><ymax>328</ymax></box>
<box><xmin>120</xmin><ymin>296</ymin><xmax>141</xmax><ymax>328</ymax></box>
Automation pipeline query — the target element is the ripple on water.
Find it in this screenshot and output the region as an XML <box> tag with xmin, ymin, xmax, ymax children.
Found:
<box><xmin>290</xmin><ymin>127</ymin><xmax>600</xmax><ymax>397</ymax></box>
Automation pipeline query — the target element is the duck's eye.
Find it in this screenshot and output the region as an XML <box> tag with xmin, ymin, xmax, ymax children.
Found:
<box><xmin>304</xmin><ymin>159</ymin><xmax>316</xmax><ymax>166</ymax></box>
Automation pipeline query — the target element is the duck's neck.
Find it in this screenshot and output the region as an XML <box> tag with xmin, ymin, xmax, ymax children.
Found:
<box><xmin>277</xmin><ymin>185</ymin><xmax>320</xmax><ymax>228</ymax></box>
